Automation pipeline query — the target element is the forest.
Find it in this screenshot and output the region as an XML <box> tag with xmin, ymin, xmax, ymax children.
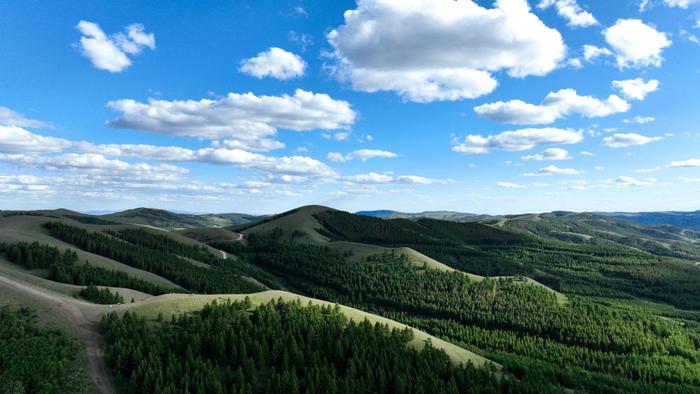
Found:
<box><xmin>100</xmin><ymin>298</ymin><xmax>518</xmax><ymax>394</ymax></box>
<box><xmin>0</xmin><ymin>241</ymin><xmax>175</xmax><ymax>295</ymax></box>
<box><xmin>217</xmin><ymin>231</ymin><xmax>700</xmax><ymax>393</ymax></box>
<box><xmin>0</xmin><ymin>306</ymin><xmax>80</xmax><ymax>393</ymax></box>
<box><xmin>313</xmin><ymin>211</ymin><xmax>700</xmax><ymax>309</ymax></box>
<box><xmin>43</xmin><ymin>222</ymin><xmax>264</xmax><ymax>294</ymax></box>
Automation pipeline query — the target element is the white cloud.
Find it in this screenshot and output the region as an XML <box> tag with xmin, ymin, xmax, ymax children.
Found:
<box><xmin>195</xmin><ymin>149</ymin><xmax>337</xmax><ymax>178</ymax></box>
<box><xmin>602</xmin><ymin>133</ymin><xmax>662</xmax><ymax>147</ymax></box>
<box><xmin>669</xmin><ymin>159</ymin><xmax>700</xmax><ymax>167</ymax></box>
<box><xmin>211</xmin><ymin>138</ymin><xmax>285</xmax><ymax>152</ymax></box>
<box><xmin>343</xmin><ymin>172</ymin><xmax>447</xmax><ymax>185</ymax></box>
<box><xmin>582</xmin><ymin>45</ymin><xmax>613</xmax><ymax>62</ymax></box>
<box><xmin>0</xmin><ymin>125</ymin><xmax>72</xmax><ymax>153</ymax></box>
<box><xmin>634</xmin><ymin>166</ymin><xmax>661</xmax><ymax>173</ymax></box>
<box><xmin>76</xmin><ymin>21</ymin><xmax>155</xmax><ymax>72</ymax></box>
<box><xmin>76</xmin><ymin>142</ymin><xmax>196</xmax><ymax>161</ymax></box>
<box><xmin>107</xmin><ymin>89</ymin><xmax>356</xmax><ymax>143</ymax></box>
<box><xmin>580</xmin><ymin>151</ymin><xmax>595</xmax><ymax>157</ymax></box>
<box><xmin>680</xmin><ymin>29</ymin><xmax>700</xmax><ymax>44</ymax></box>
<box><xmin>474</xmin><ymin>89</ymin><xmax>629</xmax><ymax>125</ymax></box>
<box><xmin>522</xmin><ymin>148</ymin><xmax>572</xmax><ymax>161</ymax></box>
<box><xmin>0</xmin><ymin>107</ymin><xmax>52</xmax><ymax>129</ymax></box>
<box><xmin>663</xmin><ymin>0</ymin><xmax>700</xmax><ymax>8</ymax></box>
<box><xmin>538</xmin><ymin>0</ymin><xmax>597</xmax><ymax>27</ymax></box>
<box><xmin>612</xmin><ymin>78</ymin><xmax>659</xmax><ymax>100</ymax></box>
<box><xmin>322</xmin><ymin>131</ymin><xmax>351</xmax><ymax>141</ymax></box>
<box><xmin>623</xmin><ymin>116</ymin><xmax>655</xmax><ymax>124</ymax></box>
<box><xmin>525</xmin><ymin>165</ymin><xmax>582</xmax><ymax>176</ymax></box>
<box><xmin>326</xmin><ymin>0</ymin><xmax>565</xmax><ymax>102</ymax></box>
<box><xmin>327</xmin><ymin>149</ymin><xmax>398</xmax><ymax>162</ymax></box>
<box><xmin>239</xmin><ymin>47</ymin><xmax>306</xmax><ymax>80</ymax></box>
<box><xmin>0</xmin><ymin>175</ymin><xmax>53</xmax><ymax>194</ymax></box>
<box><xmin>603</xmin><ymin>19</ymin><xmax>671</xmax><ymax>68</ymax></box>
<box><xmin>613</xmin><ymin>176</ymin><xmax>656</xmax><ymax>186</ymax></box>
<box><xmin>496</xmin><ymin>181</ymin><xmax>527</xmax><ymax>189</ymax></box>
<box><xmin>452</xmin><ymin>128</ymin><xmax>583</xmax><ymax>154</ymax></box>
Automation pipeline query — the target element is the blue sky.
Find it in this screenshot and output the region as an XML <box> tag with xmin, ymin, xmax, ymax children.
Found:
<box><xmin>0</xmin><ymin>0</ymin><xmax>699</xmax><ymax>214</ymax></box>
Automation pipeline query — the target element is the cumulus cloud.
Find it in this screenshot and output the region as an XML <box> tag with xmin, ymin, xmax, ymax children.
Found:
<box><xmin>537</xmin><ymin>0</ymin><xmax>597</xmax><ymax>27</ymax></box>
<box><xmin>77</xmin><ymin>141</ymin><xmax>337</xmax><ymax>179</ymax></box>
<box><xmin>612</xmin><ymin>78</ymin><xmax>659</xmax><ymax>100</ymax></box>
<box><xmin>522</xmin><ymin>148</ymin><xmax>572</xmax><ymax>161</ymax></box>
<box><xmin>0</xmin><ymin>153</ymin><xmax>188</xmax><ymax>183</ymax></box>
<box><xmin>603</xmin><ymin>19</ymin><xmax>671</xmax><ymax>68</ymax></box>
<box><xmin>76</xmin><ymin>142</ymin><xmax>196</xmax><ymax>161</ymax></box>
<box><xmin>0</xmin><ymin>125</ymin><xmax>72</xmax><ymax>153</ymax></box>
<box><xmin>107</xmin><ymin>89</ymin><xmax>356</xmax><ymax>144</ymax></box>
<box><xmin>328</xmin><ymin>149</ymin><xmax>397</xmax><ymax>162</ymax></box>
<box><xmin>496</xmin><ymin>181</ymin><xmax>527</xmax><ymax>189</ymax></box>
<box><xmin>474</xmin><ymin>89</ymin><xmax>629</xmax><ymax>125</ymax></box>
<box><xmin>326</xmin><ymin>0</ymin><xmax>565</xmax><ymax>102</ymax></box>
<box><xmin>76</xmin><ymin>21</ymin><xmax>155</xmax><ymax>72</ymax></box>
<box><xmin>452</xmin><ymin>128</ymin><xmax>583</xmax><ymax>154</ymax></box>
<box><xmin>0</xmin><ymin>175</ymin><xmax>53</xmax><ymax>194</ymax></box>
<box><xmin>582</xmin><ymin>45</ymin><xmax>613</xmax><ymax>62</ymax></box>
<box><xmin>239</xmin><ymin>47</ymin><xmax>306</xmax><ymax>80</ymax></box>
<box><xmin>0</xmin><ymin>107</ymin><xmax>52</xmax><ymax>129</ymax></box>
<box><xmin>602</xmin><ymin>133</ymin><xmax>662</xmax><ymax>147</ymax></box>
<box><xmin>669</xmin><ymin>159</ymin><xmax>700</xmax><ymax>167</ymax></box>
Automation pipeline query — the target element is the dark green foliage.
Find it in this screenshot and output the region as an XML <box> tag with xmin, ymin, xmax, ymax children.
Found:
<box><xmin>79</xmin><ymin>284</ymin><xmax>124</xmax><ymax>304</ymax></box>
<box><xmin>314</xmin><ymin>210</ymin><xmax>700</xmax><ymax>309</ymax></box>
<box><xmin>0</xmin><ymin>241</ymin><xmax>175</xmax><ymax>295</ymax></box>
<box><xmin>233</xmin><ymin>234</ymin><xmax>700</xmax><ymax>393</ymax></box>
<box><xmin>0</xmin><ymin>306</ymin><xmax>80</xmax><ymax>392</ymax></box>
<box><xmin>0</xmin><ymin>241</ymin><xmax>77</xmax><ymax>270</ymax></box>
<box><xmin>101</xmin><ymin>299</ymin><xmax>519</xmax><ymax>394</ymax></box>
<box><xmin>51</xmin><ymin>260</ymin><xmax>177</xmax><ymax>295</ymax></box>
<box><xmin>64</xmin><ymin>215</ymin><xmax>120</xmax><ymax>225</ymax></box>
<box><xmin>43</xmin><ymin>222</ymin><xmax>264</xmax><ymax>294</ymax></box>
<box><xmin>107</xmin><ymin>228</ymin><xmax>221</xmax><ymax>266</ymax></box>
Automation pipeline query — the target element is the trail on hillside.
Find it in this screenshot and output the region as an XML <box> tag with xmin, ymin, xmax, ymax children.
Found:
<box><xmin>0</xmin><ymin>275</ymin><xmax>114</xmax><ymax>394</ymax></box>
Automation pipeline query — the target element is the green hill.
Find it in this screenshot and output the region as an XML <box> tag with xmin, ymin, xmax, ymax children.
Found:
<box><xmin>102</xmin><ymin>207</ymin><xmax>264</xmax><ymax>230</ymax></box>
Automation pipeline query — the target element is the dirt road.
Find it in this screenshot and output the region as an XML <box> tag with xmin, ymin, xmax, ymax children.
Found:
<box><xmin>0</xmin><ymin>275</ymin><xmax>114</xmax><ymax>393</ymax></box>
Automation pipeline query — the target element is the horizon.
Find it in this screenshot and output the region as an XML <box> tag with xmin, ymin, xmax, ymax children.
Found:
<box><xmin>2</xmin><ymin>204</ymin><xmax>699</xmax><ymax>217</ymax></box>
<box><xmin>2</xmin><ymin>0</ymin><xmax>700</xmax><ymax>214</ymax></box>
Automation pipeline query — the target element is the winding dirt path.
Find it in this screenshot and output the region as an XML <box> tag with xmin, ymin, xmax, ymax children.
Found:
<box><xmin>0</xmin><ymin>275</ymin><xmax>114</xmax><ymax>393</ymax></box>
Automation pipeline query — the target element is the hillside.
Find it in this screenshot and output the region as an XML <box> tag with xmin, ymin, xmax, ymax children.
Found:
<box><xmin>3</xmin><ymin>206</ymin><xmax>700</xmax><ymax>393</ymax></box>
<box><xmin>475</xmin><ymin>211</ymin><xmax>700</xmax><ymax>260</ymax></box>
<box><xmin>102</xmin><ymin>207</ymin><xmax>264</xmax><ymax>230</ymax></box>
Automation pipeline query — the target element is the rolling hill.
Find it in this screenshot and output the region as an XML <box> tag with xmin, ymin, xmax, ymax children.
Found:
<box><xmin>100</xmin><ymin>207</ymin><xmax>265</xmax><ymax>230</ymax></box>
<box><xmin>2</xmin><ymin>205</ymin><xmax>700</xmax><ymax>393</ymax></box>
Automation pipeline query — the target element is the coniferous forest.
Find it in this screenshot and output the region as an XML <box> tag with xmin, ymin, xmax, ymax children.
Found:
<box><xmin>1</xmin><ymin>210</ymin><xmax>699</xmax><ymax>393</ymax></box>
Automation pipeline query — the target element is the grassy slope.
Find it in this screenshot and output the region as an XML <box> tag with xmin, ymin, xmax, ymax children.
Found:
<box><xmin>121</xmin><ymin>291</ymin><xmax>496</xmax><ymax>368</ymax></box>
<box><xmin>237</xmin><ymin>206</ymin><xmax>568</xmax><ymax>305</ymax></box>
<box><xmin>103</xmin><ymin>208</ymin><xmax>263</xmax><ymax>230</ymax></box>
<box><xmin>0</xmin><ymin>215</ymin><xmax>183</xmax><ymax>290</ymax></box>
<box><xmin>0</xmin><ymin>261</ymin><xmax>496</xmax><ymax>369</ymax></box>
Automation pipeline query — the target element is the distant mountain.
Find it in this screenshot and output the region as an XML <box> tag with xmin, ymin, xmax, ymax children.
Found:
<box><xmin>355</xmin><ymin>210</ymin><xmax>401</xmax><ymax>218</ymax></box>
<box><xmin>356</xmin><ymin>209</ymin><xmax>488</xmax><ymax>221</ymax></box>
<box><xmin>102</xmin><ymin>207</ymin><xmax>265</xmax><ymax>230</ymax></box>
<box><xmin>600</xmin><ymin>210</ymin><xmax>700</xmax><ymax>232</ymax></box>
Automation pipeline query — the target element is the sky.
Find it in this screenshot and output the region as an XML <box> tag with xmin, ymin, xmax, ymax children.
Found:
<box><xmin>0</xmin><ymin>0</ymin><xmax>699</xmax><ymax>215</ymax></box>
